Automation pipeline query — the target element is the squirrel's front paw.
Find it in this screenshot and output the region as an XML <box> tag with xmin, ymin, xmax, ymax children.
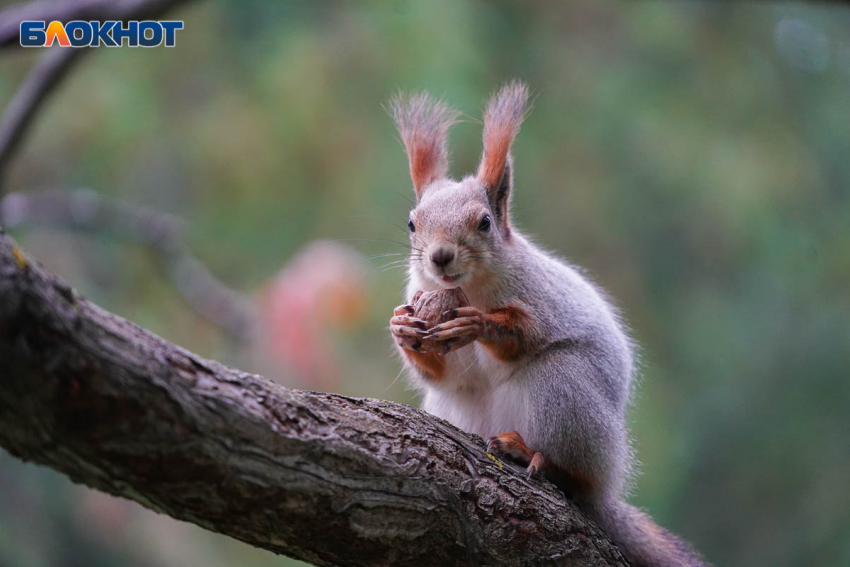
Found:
<box><xmin>422</xmin><ymin>306</ymin><xmax>484</xmax><ymax>354</ymax></box>
<box><xmin>390</xmin><ymin>304</ymin><xmax>430</xmax><ymax>353</ymax></box>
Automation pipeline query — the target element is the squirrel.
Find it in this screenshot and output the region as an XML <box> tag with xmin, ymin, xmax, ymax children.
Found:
<box><xmin>387</xmin><ymin>81</ymin><xmax>707</xmax><ymax>567</ymax></box>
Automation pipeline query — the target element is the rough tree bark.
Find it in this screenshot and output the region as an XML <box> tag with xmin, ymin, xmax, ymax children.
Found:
<box><xmin>0</xmin><ymin>230</ymin><xmax>629</xmax><ymax>567</ymax></box>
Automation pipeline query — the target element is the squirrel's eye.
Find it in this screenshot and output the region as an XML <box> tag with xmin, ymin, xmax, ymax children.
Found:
<box><xmin>478</xmin><ymin>215</ymin><xmax>491</xmax><ymax>232</ymax></box>
<box><xmin>408</xmin><ymin>218</ymin><xmax>416</xmax><ymax>233</ymax></box>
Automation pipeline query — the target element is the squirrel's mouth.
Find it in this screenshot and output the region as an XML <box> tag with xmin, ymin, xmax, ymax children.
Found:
<box><xmin>441</xmin><ymin>273</ymin><xmax>462</xmax><ymax>284</ymax></box>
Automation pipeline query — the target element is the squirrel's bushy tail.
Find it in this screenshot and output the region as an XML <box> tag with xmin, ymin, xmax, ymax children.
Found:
<box><xmin>584</xmin><ymin>499</ymin><xmax>707</xmax><ymax>567</ymax></box>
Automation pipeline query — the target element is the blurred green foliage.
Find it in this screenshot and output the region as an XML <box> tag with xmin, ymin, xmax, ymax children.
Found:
<box><xmin>1</xmin><ymin>1</ymin><xmax>849</xmax><ymax>566</ymax></box>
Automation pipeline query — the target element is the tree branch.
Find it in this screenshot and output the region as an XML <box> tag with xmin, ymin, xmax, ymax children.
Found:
<box><xmin>0</xmin><ymin>189</ymin><xmax>258</xmax><ymax>341</ymax></box>
<box><xmin>0</xmin><ymin>47</ymin><xmax>86</xmax><ymax>183</ymax></box>
<box><xmin>0</xmin><ymin>230</ymin><xmax>628</xmax><ymax>567</ymax></box>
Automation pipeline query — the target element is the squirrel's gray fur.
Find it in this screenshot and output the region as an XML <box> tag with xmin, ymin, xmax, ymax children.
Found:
<box><xmin>389</xmin><ymin>81</ymin><xmax>707</xmax><ymax>567</ymax></box>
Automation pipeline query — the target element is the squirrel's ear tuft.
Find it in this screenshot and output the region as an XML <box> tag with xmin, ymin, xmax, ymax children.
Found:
<box><xmin>477</xmin><ymin>80</ymin><xmax>531</xmax><ymax>226</ymax></box>
<box><xmin>389</xmin><ymin>91</ymin><xmax>461</xmax><ymax>199</ymax></box>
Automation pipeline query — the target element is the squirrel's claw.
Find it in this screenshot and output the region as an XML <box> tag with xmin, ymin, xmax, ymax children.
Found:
<box><xmin>393</xmin><ymin>304</ymin><xmax>415</xmax><ymax>316</ymax></box>
<box><xmin>526</xmin><ymin>452</ymin><xmax>545</xmax><ymax>480</ymax></box>
<box><xmin>488</xmin><ymin>432</ymin><xmax>548</xmax><ymax>480</ymax></box>
<box><xmin>391</xmin><ymin>324</ymin><xmax>428</xmax><ymax>338</ymax></box>
<box><xmin>423</xmin><ymin>314</ymin><xmax>483</xmax><ymax>351</ymax></box>
<box><xmin>391</xmin><ymin>304</ymin><xmax>432</xmax><ymax>353</ymax></box>
<box><xmin>390</xmin><ymin>315</ymin><xmax>428</xmax><ymax>329</ymax></box>
<box><xmin>486</xmin><ymin>430</ymin><xmax>534</xmax><ymax>467</ymax></box>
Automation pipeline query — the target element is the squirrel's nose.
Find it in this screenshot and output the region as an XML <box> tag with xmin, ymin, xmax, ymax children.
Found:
<box><xmin>430</xmin><ymin>247</ymin><xmax>455</xmax><ymax>268</ymax></box>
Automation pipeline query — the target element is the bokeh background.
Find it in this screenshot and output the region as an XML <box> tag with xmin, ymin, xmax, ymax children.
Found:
<box><xmin>1</xmin><ymin>1</ymin><xmax>849</xmax><ymax>566</ymax></box>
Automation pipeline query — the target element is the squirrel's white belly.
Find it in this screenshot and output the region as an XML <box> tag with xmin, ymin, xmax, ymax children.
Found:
<box><xmin>420</xmin><ymin>344</ymin><xmax>530</xmax><ymax>441</ymax></box>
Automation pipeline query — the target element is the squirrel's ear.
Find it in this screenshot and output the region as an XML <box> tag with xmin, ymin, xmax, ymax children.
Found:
<box><xmin>477</xmin><ymin>80</ymin><xmax>530</xmax><ymax>228</ymax></box>
<box><xmin>389</xmin><ymin>91</ymin><xmax>461</xmax><ymax>200</ymax></box>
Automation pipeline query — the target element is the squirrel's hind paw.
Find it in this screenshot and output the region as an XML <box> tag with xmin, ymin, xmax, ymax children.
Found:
<box><xmin>487</xmin><ymin>431</ymin><xmax>549</xmax><ymax>480</ymax></box>
<box><xmin>487</xmin><ymin>430</ymin><xmax>534</xmax><ymax>467</ymax></box>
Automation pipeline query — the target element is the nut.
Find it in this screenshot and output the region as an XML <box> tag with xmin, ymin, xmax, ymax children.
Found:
<box><xmin>413</xmin><ymin>288</ymin><xmax>467</xmax><ymax>329</ymax></box>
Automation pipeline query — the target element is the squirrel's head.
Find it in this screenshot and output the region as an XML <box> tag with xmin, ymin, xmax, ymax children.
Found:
<box><xmin>390</xmin><ymin>81</ymin><xmax>530</xmax><ymax>289</ymax></box>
